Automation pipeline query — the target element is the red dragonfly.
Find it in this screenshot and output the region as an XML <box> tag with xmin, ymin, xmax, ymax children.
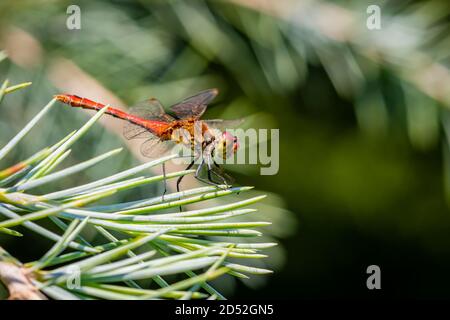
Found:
<box><xmin>54</xmin><ymin>89</ymin><xmax>240</xmax><ymax>192</ymax></box>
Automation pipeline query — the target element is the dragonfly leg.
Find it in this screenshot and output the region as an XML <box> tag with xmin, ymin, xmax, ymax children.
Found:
<box><xmin>207</xmin><ymin>168</ymin><xmax>214</xmax><ymax>184</ymax></box>
<box><xmin>195</xmin><ymin>158</ymin><xmax>205</xmax><ymax>178</ymax></box>
<box><xmin>210</xmin><ymin>170</ymin><xmax>230</xmax><ymax>188</ymax></box>
<box><xmin>177</xmin><ymin>159</ymin><xmax>195</xmax><ymax>212</ymax></box>
<box><xmin>212</xmin><ymin>160</ymin><xmax>232</xmax><ymax>189</ymax></box>
<box><xmin>176</xmin><ymin>159</ymin><xmax>195</xmax><ymax>193</ymax></box>
<box><xmin>161</xmin><ymin>162</ymin><xmax>167</xmax><ymax>202</ymax></box>
<box><xmin>194</xmin><ymin>160</ymin><xmax>213</xmax><ymax>185</ymax></box>
<box><xmin>195</xmin><ymin>175</ymin><xmax>221</xmax><ymax>187</ymax></box>
<box><xmin>195</xmin><ymin>159</ymin><xmax>223</xmax><ymax>188</ymax></box>
<box><xmin>195</xmin><ymin>177</ymin><xmax>217</xmax><ymax>187</ymax></box>
<box><xmin>206</xmin><ymin>160</ymin><xmax>227</xmax><ymax>187</ymax></box>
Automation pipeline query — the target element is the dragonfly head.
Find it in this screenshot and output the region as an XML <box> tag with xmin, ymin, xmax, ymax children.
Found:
<box><xmin>215</xmin><ymin>131</ymin><xmax>239</xmax><ymax>159</ymax></box>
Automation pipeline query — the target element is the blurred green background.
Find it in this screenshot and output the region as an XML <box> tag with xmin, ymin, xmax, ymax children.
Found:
<box><xmin>1</xmin><ymin>0</ymin><xmax>450</xmax><ymax>298</ymax></box>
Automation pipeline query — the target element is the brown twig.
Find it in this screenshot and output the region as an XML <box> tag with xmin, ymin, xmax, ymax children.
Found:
<box><xmin>0</xmin><ymin>247</ymin><xmax>46</xmax><ymax>300</ymax></box>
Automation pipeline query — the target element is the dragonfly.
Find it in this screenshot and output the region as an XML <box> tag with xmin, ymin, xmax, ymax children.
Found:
<box><xmin>54</xmin><ymin>89</ymin><xmax>241</xmax><ymax>194</ymax></box>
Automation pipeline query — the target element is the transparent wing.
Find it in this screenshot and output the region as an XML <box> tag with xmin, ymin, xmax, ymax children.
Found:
<box><xmin>123</xmin><ymin>98</ymin><xmax>174</xmax><ymax>140</ymax></box>
<box><xmin>140</xmin><ymin>138</ymin><xmax>177</xmax><ymax>158</ymax></box>
<box><xmin>129</xmin><ymin>98</ymin><xmax>175</xmax><ymax>122</ymax></box>
<box><xmin>170</xmin><ymin>89</ymin><xmax>218</xmax><ymax>119</ymax></box>
<box><xmin>123</xmin><ymin>122</ymin><xmax>154</xmax><ymax>140</ymax></box>
<box><xmin>204</xmin><ymin>118</ymin><xmax>244</xmax><ymax>131</ymax></box>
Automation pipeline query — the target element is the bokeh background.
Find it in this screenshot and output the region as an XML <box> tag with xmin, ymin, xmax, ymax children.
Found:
<box><xmin>1</xmin><ymin>0</ymin><xmax>450</xmax><ymax>298</ymax></box>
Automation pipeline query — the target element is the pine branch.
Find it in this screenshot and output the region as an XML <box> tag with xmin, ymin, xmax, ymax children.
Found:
<box><xmin>0</xmin><ymin>53</ymin><xmax>275</xmax><ymax>300</ymax></box>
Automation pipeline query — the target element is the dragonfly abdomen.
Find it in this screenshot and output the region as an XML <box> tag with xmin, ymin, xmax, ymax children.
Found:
<box><xmin>55</xmin><ymin>94</ymin><xmax>170</xmax><ymax>135</ymax></box>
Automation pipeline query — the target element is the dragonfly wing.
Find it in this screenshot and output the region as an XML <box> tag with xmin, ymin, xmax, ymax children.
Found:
<box><xmin>124</xmin><ymin>98</ymin><xmax>174</xmax><ymax>140</ymax></box>
<box><xmin>123</xmin><ymin>122</ymin><xmax>154</xmax><ymax>140</ymax></box>
<box><xmin>129</xmin><ymin>98</ymin><xmax>175</xmax><ymax>122</ymax></box>
<box><xmin>122</xmin><ymin>98</ymin><xmax>179</xmax><ymax>158</ymax></box>
<box><xmin>204</xmin><ymin>118</ymin><xmax>244</xmax><ymax>131</ymax></box>
<box><xmin>170</xmin><ymin>89</ymin><xmax>218</xmax><ymax>119</ymax></box>
<box><xmin>140</xmin><ymin>138</ymin><xmax>177</xmax><ymax>158</ymax></box>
